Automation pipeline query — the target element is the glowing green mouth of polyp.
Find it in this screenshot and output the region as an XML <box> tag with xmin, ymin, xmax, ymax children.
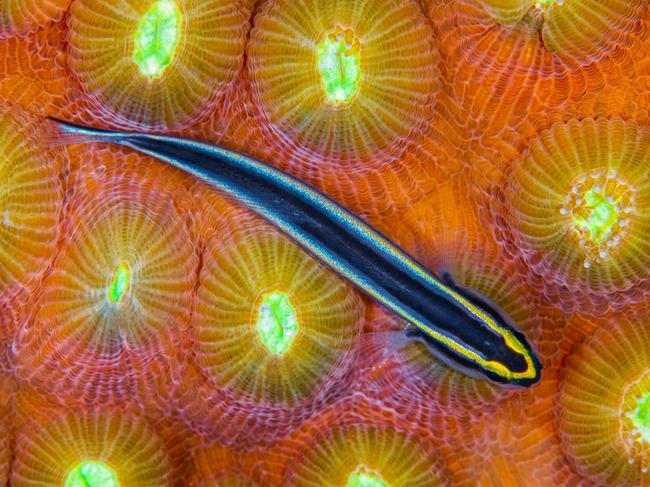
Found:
<box><xmin>572</xmin><ymin>188</ymin><xmax>619</xmax><ymax>244</ymax></box>
<box><xmin>346</xmin><ymin>466</ymin><xmax>389</xmax><ymax>487</ymax></box>
<box><xmin>108</xmin><ymin>261</ymin><xmax>130</xmax><ymax>304</ymax></box>
<box><xmin>65</xmin><ymin>460</ymin><xmax>120</xmax><ymax>487</ymax></box>
<box><xmin>316</xmin><ymin>28</ymin><xmax>361</xmax><ymax>106</ymax></box>
<box><xmin>535</xmin><ymin>0</ymin><xmax>562</xmax><ymax>8</ymax></box>
<box><xmin>256</xmin><ymin>291</ymin><xmax>299</xmax><ymax>355</ymax></box>
<box><xmin>133</xmin><ymin>0</ymin><xmax>182</xmax><ymax>80</ymax></box>
<box><xmin>630</xmin><ymin>393</ymin><xmax>650</xmax><ymax>445</ymax></box>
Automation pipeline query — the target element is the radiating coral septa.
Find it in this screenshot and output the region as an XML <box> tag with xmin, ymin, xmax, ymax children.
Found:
<box><xmin>433</xmin><ymin>0</ymin><xmax>577</xmax><ymax>139</ymax></box>
<box><xmin>182</xmin><ymin>203</ymin><xmax>364</xmax><ymax>446</ymax></box>
<box><xmin>192</xmin><ymin>206</ymin><xmax>363</xmax><ymax>406</ymax></box>
<box><xmin>481</xmin><ymin>0</ymin><xmax>535</xmax><ymax>25</ymax></box>
<box><xmin>13</xmin><ymin>147</ymin><xmax>197</xmax><ymax>409</ymax></box>
<box><xmin>559</xmin><ymin>312</ymin><xmax>650</xmax><ymax>485</ymax></box>
<box><xmin>504</xmin><ymin>117</ymin><xmax>650</xmax><ymax>313</ymax></box>
<box><xmin>0</xmin><ymin>104</ymin><xmax>62</xmax><ymax>302</ymax></box>
<box><xmin>540</xmin><ymin>0</ymin><xmax>646</xmax><ymax>65</ymax></box>
<box><xmin>479</xmin><ymin>0</ymin><xmax>646</xmax><ymax>68</ymax></box>
<box><xmin>246</xmin><ymin>0</ymin><xmax>440</xmax><ymax>214</ymax></box>
<box><xmin>67</xmin><ymin>0</ymin><xmax>250</xmax><ymax>129</ymax></box>
<box><xmin>197</xmin><ymin>65</ymin><xmax>445</xmax><ymax>217</ymax></box>
<box><xmin>0</xmin><ymin>18</ymin><xmax>80</xmax><ymax>122</ymax></box>
<box><xmin>11</xmin><ymin>407</ymin><xmax>174</xmax><ymax>486</ymax></box>
<box><xmin>189</xmin><ymin>443</ymin><xmax>267</xmax><ymax>487</ymax></box>
<box><xmin>279</xmin><ymin>397</ymin><xmax>452</xmax><ymax>486</ymax></box>
<box><xmin>0</xmin><ymin>0</ymin><xmax>71</xmax><ymax>38</ymax></box>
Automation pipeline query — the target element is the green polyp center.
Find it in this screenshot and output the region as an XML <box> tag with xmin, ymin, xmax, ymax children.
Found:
<box><xmin>133</xmin><ymin>0</ymin><xmax>182</xmax><ymax>80</ymax></box>
<box><xmin>535</xmin><ymin>0</ymin><xmax>563</xmax><ymax>9</ymax></box>
<box><xmin>316</xmin><ymin>28</ymin><xmax>361</xmax><ymax>107</ymax></box>
<box><xmin>64</xmin><ymin>460</ymin><xmax>120</xmax><ymax>487</ymax></box>
<box><xmin>108</xmin><ymin>261</ymin><xmax>130</xmax><ymax>304</ymax></box>
<box><xmin>630</xmin><ymin>393</ymin><xmax>650</xmax><ymax>445</ymax></box>
<box><xmin>256</xmin><ymin>291</ymin><xmax>299</xmax><ymax>355</ymax></box>
<box><xmin>563</xmin><ymin>173</ymin><xmax>636</xmax><ymax>268</ymax></box>
<box><xmin>346</xmin><ymin>466</ymin><xmax>389</xmax><ymax>487</ymax></box>
<box><xmin>573</xmin><ymin>188</ymin><xmax>619</xmax><ymax>244</ymax></box>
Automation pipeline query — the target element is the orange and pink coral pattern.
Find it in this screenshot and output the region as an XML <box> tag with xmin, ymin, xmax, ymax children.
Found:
<box><xmin>1</xmin><ymin>0</ymin><xmax>650</xmax><ymax>485</ymax></box>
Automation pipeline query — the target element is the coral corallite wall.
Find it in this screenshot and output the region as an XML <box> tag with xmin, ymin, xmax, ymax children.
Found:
<box><xmin>0</xmin><ymin>0</ymin><xmax>650</xmax><ymax>485</ymax></box>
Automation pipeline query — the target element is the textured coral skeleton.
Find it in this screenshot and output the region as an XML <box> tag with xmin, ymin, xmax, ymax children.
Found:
<box><xmin>0</xmin><ymin>0</ymin><xmax>650</xmax><ymax>485</ymax></box>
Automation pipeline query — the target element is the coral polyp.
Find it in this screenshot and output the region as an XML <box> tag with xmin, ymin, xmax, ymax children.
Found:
<box><xmin>284</xmin><ymin>422</ymin><xmax>450</xmax><ymax>486</ymax></box>
<box><xmin>478</xmin><ymin>0</ymin><xmax>645</xmax><ymax>67</ymax></box>
<box><xmin>192</xmin><ymin>207</ymin><xmax>364</xmax><ymax>406</ymax></box>
<box><xmin>558</xmin><ymin>313</ymin><xmax>650</xmax><ymax>485</ymax></box>
<box><xmin>11</xmin><ymin>408</ymin><xmax>173</xmax><ymax>486</ymax></box>
<box><xmin>505</xmin><ymin>117</ymin><xmax>650</xmax><ymax>311</ymax></box>
<box><xmin>540</xmin><ymin>0</ymin><xmax>646</xmax><ymax>64</ymax></box>
<box><xmin>0</xmin><ymin>0</ymin><xmax>71</xmax><ymax>38</ymax></box>
<box><xmin>248</xmin><ymin>0</ymin><xmax>438</xmax><ymax>166</ymax></box>
<box><xmin>0</xmin><ymin>105</ymin><xmax>62</xmax><ymax>302</ymax></box>
<box><xmin>14</xmin><ymin>150</ymin><xmax>197</xmax><ymax>406</ymax></box>
<box><xmin>246</xmin><ymin>0</ymin><xmax>440</xmax><ymax>214</ymax></box>
<box><xmin>67</xmin><ymin>0</ymin><xmax>250</xmax><ymax>129</ymax></box>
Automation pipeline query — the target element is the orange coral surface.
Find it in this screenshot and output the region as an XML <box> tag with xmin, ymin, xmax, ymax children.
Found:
<box><xmin>1</xmin><ymin>0</ymin><xmax>650</xmax><ymax>485</ymax></box>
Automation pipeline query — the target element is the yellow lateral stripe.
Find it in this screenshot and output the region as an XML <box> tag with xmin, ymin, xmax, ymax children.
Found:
<box><xmin>350</xmin><ymin>224</ymin><xmax>538</xmax><ymax>381</ymax></box>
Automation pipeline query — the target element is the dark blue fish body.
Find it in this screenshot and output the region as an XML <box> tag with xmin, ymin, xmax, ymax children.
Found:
<box><xmin>50</xmin><ymin>119</ymin><xmax>541</xmax><ymax>387</ymax></box>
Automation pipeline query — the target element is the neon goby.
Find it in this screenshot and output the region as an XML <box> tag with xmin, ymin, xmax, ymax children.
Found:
<box><xmin>49</xmin><ymin>118</ymin><xmax>542</xmax><ymax>386</ymax></box>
